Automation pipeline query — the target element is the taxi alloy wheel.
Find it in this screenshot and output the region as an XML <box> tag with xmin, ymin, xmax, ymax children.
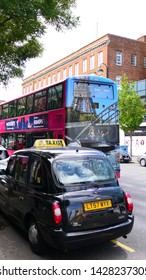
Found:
<box><xmin>140</xmin><ymin>158</ymin><xmax>146</xmax><ymax>167</ymax></box>
<box><xmin>28</xmin><ymin>219</ymin><xmax>45</xmax><ymax>254</ymax></box>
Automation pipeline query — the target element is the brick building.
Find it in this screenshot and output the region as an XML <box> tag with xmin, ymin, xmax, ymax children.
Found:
<box><xmin>22</xmin><ymin>33</ymin><xmax>146</xmax><ymax>95</ymax></box>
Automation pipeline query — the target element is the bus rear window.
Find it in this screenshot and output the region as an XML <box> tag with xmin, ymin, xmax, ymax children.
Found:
<box><xmin>73</xmin><ymin>82</ymin><xmax>114</xmax><ymax>99</ymax></box>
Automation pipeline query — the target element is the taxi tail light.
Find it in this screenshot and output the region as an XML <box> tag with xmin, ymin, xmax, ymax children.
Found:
<box><xmin>52</xmin><ymin>202</ymin><xmax>62</xmax><ymax>225</ymax></box>
<box><xmin>125</xmin><ymin>192</ymin><xmax>133</xmax><ymax>212</ymax></box>
<box><xmin>116</xmin><ymin>168</ymin><xmax>121</xmax><ymax>178</ymax></box>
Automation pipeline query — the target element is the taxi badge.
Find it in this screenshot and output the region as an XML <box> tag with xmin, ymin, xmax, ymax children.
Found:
<box><xmin>33</xmin><ymin>139</ymin><xmax>66</xmax><ymax>148</ymax></box>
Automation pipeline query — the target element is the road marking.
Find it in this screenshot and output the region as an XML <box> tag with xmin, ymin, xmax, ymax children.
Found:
<box><xmin>111</xmin><ymin>239</ymin><xmax>135</xmax><ymax>252</ymax></box>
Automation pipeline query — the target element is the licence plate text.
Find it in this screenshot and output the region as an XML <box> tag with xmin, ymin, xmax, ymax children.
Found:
<box><xmin>84</xmin><ymin>200</ymin><xmax>112</xmax><ymax>211</ymax></box>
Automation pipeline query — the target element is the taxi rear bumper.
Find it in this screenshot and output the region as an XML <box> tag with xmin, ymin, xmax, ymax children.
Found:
<box><xmin>40</xmin><ymin>216</ymin><xmax>134</xmax><ymax>250</ymax></box>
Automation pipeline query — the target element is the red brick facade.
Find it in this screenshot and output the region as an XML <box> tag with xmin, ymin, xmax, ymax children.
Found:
<box><xmin>22</xmin><ymin>33</ymin><xmax>146</xmax><ymax>95</ymax></box>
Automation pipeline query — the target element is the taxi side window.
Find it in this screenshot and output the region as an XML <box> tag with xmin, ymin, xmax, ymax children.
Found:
<box><xmin>15</xmin><ymin>156</ymin><xmax>29</xmax><ymax>184</ymax></box>
<box><xmin>7</xmin><ymin>157</ymin><xmax>17</xmax><ymax>177</ymax></box>
<box><xmin>29</xmin><ymin>158</ymin><xmax>44</xmax><ymax>188</ymax></box>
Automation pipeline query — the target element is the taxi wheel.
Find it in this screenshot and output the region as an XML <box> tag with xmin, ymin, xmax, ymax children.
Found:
<box><xmin>28</xmin><ymin>219</ymin><xmax>45</xmax><ymax>255</ymax></box>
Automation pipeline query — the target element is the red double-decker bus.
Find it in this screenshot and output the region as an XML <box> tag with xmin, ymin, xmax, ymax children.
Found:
<box><xmin>0</xmin><ymin>75</ymin><xmax>120</xmax><ymax>175</ymax></box>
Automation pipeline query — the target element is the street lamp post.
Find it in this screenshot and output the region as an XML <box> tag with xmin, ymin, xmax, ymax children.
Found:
<box><xmin>98</xmin><ymin>63</ymin><xmax>108</xmax><ymax>78</ymax></box>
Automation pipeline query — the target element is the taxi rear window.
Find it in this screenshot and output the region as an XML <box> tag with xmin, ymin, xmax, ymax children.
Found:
<box><xmin>53</xmin><ymin>157</ymin><xmax>115</xmax><ymax>186</ymax></box>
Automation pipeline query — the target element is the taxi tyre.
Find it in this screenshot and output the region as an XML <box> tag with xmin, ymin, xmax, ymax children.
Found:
<box><xmin>140</xmin><ymin>158</ymin><xmax>146</xmax><ymax>167</ymax></box>
<box><xmin>28</xmin><ymin>218</ymin><xmax>45</xmax><ymax>254</ymax></box>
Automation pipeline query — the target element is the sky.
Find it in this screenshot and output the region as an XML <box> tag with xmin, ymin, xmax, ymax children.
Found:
<box><xmin>0</xmin><ymin>0</ymin><xmax>146</xmax><ymax>101</ymax></box>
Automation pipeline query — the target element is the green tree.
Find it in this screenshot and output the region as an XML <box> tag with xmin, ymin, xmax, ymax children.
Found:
<box><xmin>118</xmin><ymin>74</ymin><xmax>146</xmax><ymax>158</ymax></box>
<box><xmin>0</xmin><ymin>0</ymin><xmax>79</xmax><ymax>85</ymax></box>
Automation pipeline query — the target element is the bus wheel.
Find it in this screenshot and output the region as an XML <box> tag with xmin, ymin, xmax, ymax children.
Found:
<box><xmin>28</xmin><ymin>218</ymin><xmax>45</xmax><ymax>255</ymax></box>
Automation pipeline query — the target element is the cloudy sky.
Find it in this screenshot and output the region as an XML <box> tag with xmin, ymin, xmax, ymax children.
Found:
<box><xmin>0</xmin><ymin>0</ymin><xmax>146</xmax><ymax>100</ymax></box>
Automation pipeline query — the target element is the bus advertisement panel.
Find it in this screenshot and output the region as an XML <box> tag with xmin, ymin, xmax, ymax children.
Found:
<box><xmin>4</xmin><ymin>114</ymin><xmax>48</xmax><ymax>131</ymax></box>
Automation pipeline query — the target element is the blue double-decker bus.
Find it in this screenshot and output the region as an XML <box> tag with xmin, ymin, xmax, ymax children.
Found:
<box><xmin>65</xmin><ymin>75</ymin><xmax>119</xmax><ymax>148</ymax></box>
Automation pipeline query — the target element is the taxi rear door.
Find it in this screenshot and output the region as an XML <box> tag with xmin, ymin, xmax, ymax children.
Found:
<box><xmin>7</xmin><ymin>155</ymin><xmax>29</xmax><ymax>224</ymax></box>
<box><xmin>0</xmin><ymin>156</ymin><xmax>17</xmax><ymax>214</ymax></box>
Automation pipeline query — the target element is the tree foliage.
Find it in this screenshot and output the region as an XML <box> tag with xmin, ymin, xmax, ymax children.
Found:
<box><xmin>118</xmin><ymin>74</ymin><xmax>146</xmax><ymax>156</ymax></box>
<box><xmin>0</xmin><ymin>0</ymin><xmax>79</xmax><ymax>85</ymax></box>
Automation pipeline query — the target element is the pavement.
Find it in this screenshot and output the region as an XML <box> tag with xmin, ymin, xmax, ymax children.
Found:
<box><xmin>130</xmin><ymin>156</ymin><xmax>138</xmax><ymax>164</ymax></box>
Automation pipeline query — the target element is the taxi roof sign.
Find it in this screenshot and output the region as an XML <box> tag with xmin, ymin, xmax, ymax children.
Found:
<box><xmin>33</xmin><ymin>139</ymin><xmax>66</xmax><ymax>148</ymax></box>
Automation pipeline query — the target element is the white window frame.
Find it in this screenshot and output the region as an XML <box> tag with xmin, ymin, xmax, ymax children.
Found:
<box><xmin>43</xmin><ymin>78</ymin><xmax>46</xmax><ymax>87</ymax></box>
<box><xmin>63</xmin><ymin>69</ymin><xmax>66</xmax><ymax>79</ymax></box>
<box><xmin>116</xmin><ymin>51</ymin><xmax>122</xmax><ymax>66</ymax></box>
<box><xmin>90</xmin><ymin>55</ymin><xmax>95</xmax><ymax>70</ymax></box>
<box><xmin>98</xmin><ymin>52</ymin><xmax>103</xmax><ymax>67</ymax></box>
<box><xmin>30</xmin><ymin>84</ymin><xmax>32</xmax><ymax>92</ymax></box>
<box><xmin>52</xmin><ymin>74</ymin><xmax>56</xmax><ymax>83</ymax></box>
<box><xmin>38</xmin><ymin>80</ymin><xmax>41</xmax><ymax>88</ymax></box>
<box><xmin>48</xmin><ymin>76</ymin><xmax>51</xmax><ymax>85</ymax></box>
<box><xmin>34</xmin><ymin>82</ymin><xmax>37</xmax><ymax>90</ymax></box>
<box><xmin>69</xmin><ymin>66</ymin><xmax>72</xmax><ymax>77</ymax></box>
<box><xmin>24</xmin><ymin>87</ymin><xmax>27</xmax><ymax>94</ymax></box>
<box><xmin>131</xmin><ymin>54</ymin><xmax>137</xmax><ymax>66</ymax></box>
<box><xmin>75</xmin><ymin>63</ymin><xmax>79</xmax><ymax>75</ymax></box>
<box><xmin>82</xmin><ymin>59</ymin><xmax>87</xmax><ymax>73</ymax></box>
<box><xmin>57</xmin><ymin>72</ymin><xmax>60</xmax><ymax>81</ymax></box>
<box><xmin>116</xmin><ymin>75</ymin><xmax>122</xmax><ymax>90</ymax></box>
<box><xmin>144</xmin><ymin>57</ymin><xmax>146</xmax><ymax>68</ymax></box>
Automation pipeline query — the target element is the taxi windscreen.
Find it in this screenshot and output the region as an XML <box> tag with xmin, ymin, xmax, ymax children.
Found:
<box><xmin>53</xmin><ymin>157</ymin><xmax>116</xmax><ymax>185</ymax></box>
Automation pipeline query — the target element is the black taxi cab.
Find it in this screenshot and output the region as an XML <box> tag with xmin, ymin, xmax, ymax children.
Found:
<box><xmin>0</xmin><ymin>139</ymin><xmax>134</xmax><ymax>254</ymax></box>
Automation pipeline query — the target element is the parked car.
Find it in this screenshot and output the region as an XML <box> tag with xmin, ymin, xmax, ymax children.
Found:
<box><xmin>0</xmin><ymin>139</ymin><xmax>134</xmax><ymax>254</ymax></box>
<box><xmin>137</xmin><ymin>152</ymin><xmax>146</xmax><ymax>167</ymax></box>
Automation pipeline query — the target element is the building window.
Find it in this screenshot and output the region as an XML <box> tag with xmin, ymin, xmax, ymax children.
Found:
<box><xmin>82</xmin><ymin>59</ymin><xmax>87</xmax><ymax>73</ymax></box>
<box><xmin>48</xmin><ymin>76</ymin><xmax>51</xmax><ymax>85</ymax></box>
<box><xmin>75</xmin><ymin>63</ymin><xmax>79</xmax><ymax>75</ymax></box>
<box><xmin>116</xmin><ymin>51</ymin><xmax>122</xmax><ymax>66</ymax></box>
<box><xmin>24</xmin><ymin>87</ymin><xmax>27</xmax><ymax>94</ymax></box>
<box><xmin>34</xmin><ymin>82</ymin><xmax>37</xmax><ymax>90</ymax></box>
<box><xmin>135</xmin><ymin>80</ymin><xmax>146</xmax><ymax>97</ymax></box>
<box><xmin>90</xmin><ymin>55</ymin><xmax>94</xmax><ymax>70</ymax></box>
<box><xmin>131</xmin><ymin>54</ymin><xmax>137</xmax><ymax>66</ymax></box>
<box><xmin>30</xmin><ymin>84</ymin><xmax>32</xmax><ymax>92</ymax></box>
<box><xmin>63</xmin><ymin>69</ymin><xmax>66</xmax><ymax>79</ymax></box>
<box><xmin>57</xmin><ymin>72</ymin><xmax>60</xmax><ymax>81</ymax></box>
<box><xmin>52</xmin><ymin>74</ymin><xmax>56</xmax><ymax>83</ymax></box>
<box><xmin>116</xmin><ymin>75</ymin><xmax>122</xmax><ymax>90</ymax></box>
<box><xmin>38</xmin><ymin>80</ymin><xmax>41</xmax><ymax>88</ymax></box>
<box><xmin>144</xmin><ymin>57</ymin><xmax>146</xmax><ymax>68</ymax></box>
<box><xmin>98</xmin><ymin>52</ymin><xmax>103</xmax><ymax>67</ymax></box>
<box><xmin>43</xmin><ymin>78</ymin><xmax>46</xmax><ymax>87</ymax></box>
<box><xmin>69</xmin><ymin>66</ymin><xmax>72</xmax><ymax>77</ymax></box>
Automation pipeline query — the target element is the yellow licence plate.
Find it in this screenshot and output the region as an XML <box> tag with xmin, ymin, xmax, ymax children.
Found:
<box><xmin>84</xmin><ymin>200</ymin><xmax>112</xmax><ymax>211</ymax></box>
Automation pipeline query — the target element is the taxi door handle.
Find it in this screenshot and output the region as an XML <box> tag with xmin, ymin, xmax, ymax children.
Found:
<box><xmin>19</xmin><ymin>196</ymin><xmax>24</xmax><ymax>201</ymax></box>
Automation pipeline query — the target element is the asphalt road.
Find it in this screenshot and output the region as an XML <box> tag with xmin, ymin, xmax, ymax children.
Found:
<box><xmin>0</xmin><ymin>160</ymin><xmax>145</xmax><ymax>260</ymax></box>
